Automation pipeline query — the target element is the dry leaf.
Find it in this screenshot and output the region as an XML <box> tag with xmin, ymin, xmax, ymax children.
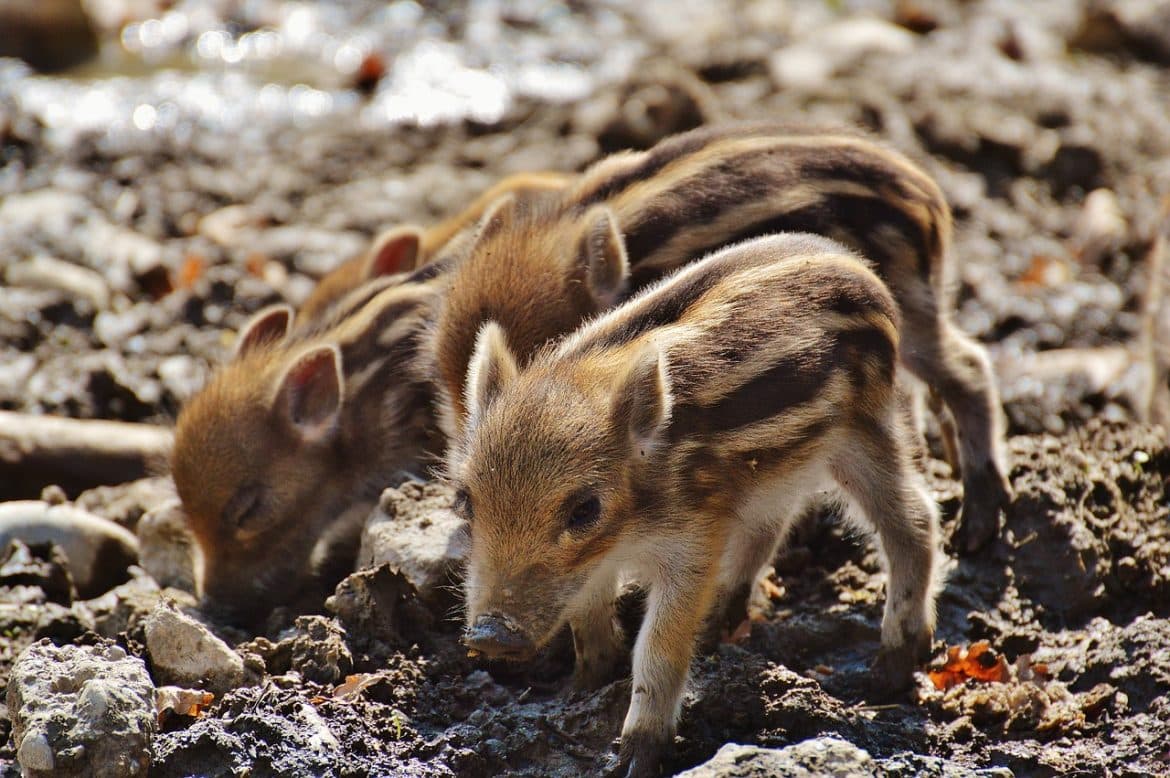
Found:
<box><xmin>928</xmin><ymin>641</ymin><xmax>1010</xmax><ymax>691</ymax></box>
<box><xmin>333</xmin><ymin>673</ymin><xmax>383</xmax><ymax>700</ymax></box>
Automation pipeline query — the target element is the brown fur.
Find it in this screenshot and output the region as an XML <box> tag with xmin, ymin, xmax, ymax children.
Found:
<box><xmin>452</xmin><ymin>234</ymin><xmax>941</xmax><ymax>775</ymax></box>
<box><xmin>434</xmin><ymin>122</ymin><xmax>1009</xmax><ymax>551</ymax></box>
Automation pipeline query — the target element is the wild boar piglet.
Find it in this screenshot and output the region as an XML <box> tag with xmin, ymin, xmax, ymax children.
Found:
<box><xmin>450</xmin><ymin>233</ymin><xmax>942</xmax><ymax>777</ymax></box>
<box><xmin>171</xmin><ymin>271</ymin><xmax>444</xmax><ymax>625</ymax></box>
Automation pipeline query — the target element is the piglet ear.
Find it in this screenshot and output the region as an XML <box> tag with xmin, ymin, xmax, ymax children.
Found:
<box><xmin>577</xmin><ymin>208</ymin><xmax>629</xmax><ymax>308</ymax></box>
<box><xmin>611</xmin><ymin>342</ymin><xmax>672</xmax><ymax>456</ymax></box>
<box><xmin>276</xmin><ymin>345</ymin><xmax>343</xmax><ymax>441</ymax></box>
<box><xmin>235</xmin><ymin>304</ymin><xmax>293</xmax><ymax>358</ymax></box>
<box><xmin>464</xmin><ymin>322</ymin><xmax>519</xmax><ymax>433</ymax></box>
<box><xmin>364</xmin><ymin>226</ymin><xmax>423</xmax><ymax>278</ymax></box>
<box><xmin>473</xmin><ymin>194</ymin><xmax>517</xmax><ymax>245</ymax></box>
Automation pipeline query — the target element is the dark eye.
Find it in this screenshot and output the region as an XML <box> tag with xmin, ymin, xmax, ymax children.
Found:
<box><xmin>567</xmin><ymin>495</ymin><xmax>601</xmax><ymax>530</ymax></box>
<box><xmin>223</xmin><ymin>485</ymin><xmax>264</xmax><ymax>532</ymax></box>
<box><xmin>453</xmin><ymin>488</ymin><xmax>474</xmax><ymax>521</ymax></box>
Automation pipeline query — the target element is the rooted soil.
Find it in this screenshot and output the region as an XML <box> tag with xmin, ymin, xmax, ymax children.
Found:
<box><xmin>2</xmin><ymin>0</ymin><xmax>1169</xmax><ymax>776</ymax></box>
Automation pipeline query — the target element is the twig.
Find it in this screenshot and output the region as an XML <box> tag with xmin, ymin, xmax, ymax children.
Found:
<box><xmin>0</xmin><ymin>411</ymin><xmax>173</xmax><ymax>498</ymax></box>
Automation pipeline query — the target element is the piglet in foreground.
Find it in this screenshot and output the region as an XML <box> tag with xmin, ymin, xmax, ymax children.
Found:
<box><xmin>450</xmin><ymin>234</ymin><xmax>941</xmax><ymax>777</ymax></box>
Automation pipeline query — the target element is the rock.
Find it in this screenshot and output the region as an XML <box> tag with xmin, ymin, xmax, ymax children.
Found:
<box><xmin>358</xmin><ymin>481</ymin><xmax>468</xmax><ymax>604</ymax></box>
<box><xmin>144</xmin><ymin>601</ymin><xmax>246</xmax><ymax>695</ymax></box>
<box><xmin>675</xmin><ymin>738</ymin><xmax>877</xmax><ymax>777</ymax></box>
<box><xmin>74</xmin><ymin>476</ymin><xmax>176</xmax><ymax>534</ymax></box>
<box><xmin>7</xmin><ymin>640</ymin><xmax>156</xmax><ymax>777</ymax></box>
<box><xmin>1074</xmin><ymin>188</ymin><xmax>1127</xmax><ymax>267</ymax></box>
<box><xmin>0</xmin><ymin>501</ymin><xmax>139</xmax><ymax>598</ymax></box>
<box><xmin>770</xmin><ymin>18</ymin><xmax>917</xmax><ymax>90</ymax></box>
<box><xmin>5</xmin><ymin>255</ymin><xmax>111</xmax><ymax>311</ymax></box>
<box><xmin>84</xmin><ymin>570</ymin><xmax>198</xmax><ymax>639</ymax></box>
<box><xmin>0</xmin><ymin>538</ymin><xmax>75</xmax><ymax>604</ymax></box>
<box><xmin>136</xmin><ymin>499</ymin><xmax>198</xmax><ymax>593</ymax></box>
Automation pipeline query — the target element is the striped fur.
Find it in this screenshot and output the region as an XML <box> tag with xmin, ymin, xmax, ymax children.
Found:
<box><xmin>171</xmin><ymin>265</ymin><xmax>446</xmax><ymax>624</ymax></box>
<box><xmin>298</xmin><ymin>171</ymin><xmax>571</xmax><ymax>324</ymax></box>
<box><xmin>452</xmin><ymin>234</ymin><xmax>941</xmax><ymax>775</ymax></box>
<box><xmin>435</xmin><ymin>121</ymin><xmax>1009</xmax><ymax>551</ymax></box>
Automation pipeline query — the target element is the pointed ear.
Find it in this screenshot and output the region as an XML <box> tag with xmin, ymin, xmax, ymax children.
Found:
<box><xmin>464</xmin><ymin>322</ymin><xmax>519</xmax><ymax>431</ymax></box>
<box><xmin>364</xmin><ymin>226</ymin><xmax>422</xmax><ymax>278</ymax></box>
<box><xmin>235</xmin><ymin>304</ymin><xmax>293</xmax><ymax>358</ymax></box>
<box><xmin>474</xmin><ymin>194</ymin><xmax>517</xmax><ymax>244</ymax></box>
<box><xmin>611</xmin><ymin>342</ymin><xmax>672</xmax><ymax>456</ymax></box>
<box><xmin>577</xmin><ymin>208</ymin><xmax>629</xmax><ymax>307</ymax></box>
<box><xmin>275</xmin><ymin>345</ymin><xmax>343</xmax><ymax>441</ymax></box>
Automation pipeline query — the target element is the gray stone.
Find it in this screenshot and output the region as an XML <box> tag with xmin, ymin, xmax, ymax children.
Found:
<box><xmin>144</xmin><ymin>600</ymin><xmax>246</xmax><ymax>695</ymax></box>
<box><xmin>0</xmin><ymin>501</ymin><xmax>139</xmax><ymax>598</ymax></box>
<box><xmin>136</xmin><ymin>498</ymin><xmax>198</xmax><ymax>593</ymax></box>
<box><xmin>676</xmin><ymin>739</ymin><xmax>1013</xmax><ymax>778</ymax></box>
<box><xmin>7</xmin><ymin>640</ymin><xmax>156</xmax><ymax>777</ymax></box>
<box><xmin>674</xmin><ymin>739</ymin><xmax>877</xmax><ymax>778</ymax></box>
<box><xmin>358</xmin><ymin>481</ymin><xmax>468</xmax><ymax>602</ymax></box>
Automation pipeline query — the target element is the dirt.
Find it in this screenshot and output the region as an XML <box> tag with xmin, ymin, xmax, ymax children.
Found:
<box><xmin>2</xmin><ymin>0</ymin><xmax>1170</xmax><ymax>776</ymax></box>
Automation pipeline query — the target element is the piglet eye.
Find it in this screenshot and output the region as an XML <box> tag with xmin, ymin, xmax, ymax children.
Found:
<box><xmin>568</xmin><ymin>495</ymin><xmax>601</xmax><ymax>530</ymax></box>
<box><xmin>453</xmin><ymin>488</ymin><xmax>474</xmax><ymax>521</ymax></box>
<box><xmin>223</xmin><ymin>485</ymin><xmax>264</xmax><ymax>532</ymax></box>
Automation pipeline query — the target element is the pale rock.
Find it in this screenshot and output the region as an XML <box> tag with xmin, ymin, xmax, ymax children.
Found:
<box><xmin>144</xmin><ymin>600</ymin><xmax>246</xmax><ymax>694</ymax></box>
<box><xmin>358</xmin><ymin>481</ymin><xmax>468</xmax><ymax>602</ymax></box>
<box><xmin>7</xmin><ymin>640</ymin><xmax>155</xmax><ymax>777</ymax></box>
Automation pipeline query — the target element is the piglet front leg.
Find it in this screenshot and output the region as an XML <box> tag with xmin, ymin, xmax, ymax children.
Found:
<box><xmin>616</xmin><ymin>536</ymin><xmax>722</xmax><ymax>778</ymax></box>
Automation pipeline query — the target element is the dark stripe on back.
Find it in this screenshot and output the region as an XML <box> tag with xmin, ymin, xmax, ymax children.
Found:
<box><xmin>621</xmin><ymin>154</ymin><xmax>779</xmax><ymax>263</ymax></box>
<box><xmin>574</xmin><ymin>258</ymin><xmax>743</xmax><ymax>353</ymax></box>
<box><xmin>575</xmin><ymin>127</ymin><xmax>738</xmax><ymax>206</ymax></box>
<box><xmin>797</xmin><ymin>150</ymin><xmax>914</xmax><ymax>202</ymax></box>
<box><xmin>667</xmin><ymin>324</ymin><xmax>895</xmax><ymax>442</ymax></box>
<box><xmin>638</xmin><ymin>193</ymin><xmax>931</xmax><ymax>290</ymax></box>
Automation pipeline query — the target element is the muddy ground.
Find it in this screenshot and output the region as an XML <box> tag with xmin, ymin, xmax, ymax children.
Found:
<box><xmin>1</xmin><ymin>0</ymin><xmax>1169</xmax><ymax>775</ymax></box>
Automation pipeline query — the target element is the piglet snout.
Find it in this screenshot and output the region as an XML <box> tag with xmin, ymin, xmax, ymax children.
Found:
<box><xmin>463</xmin><ymin>613</ymin><xmax>536</xmax><ymax>660</ymax></box>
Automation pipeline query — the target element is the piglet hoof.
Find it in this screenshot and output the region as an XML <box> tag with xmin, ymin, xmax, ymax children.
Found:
<box><xmin>615</xmin><ymin>729</ymin><xmax>667</xmax><ymax>778</ymax></box>
<box><xmin>869</xmin><ymin>634</ymin><xmax>931</xmax><ymax>700</ymax></box>
<box><xmin>953</xmin><ymin>467</ymin><xmax>1012</xmax><ymax>554</ymax></box>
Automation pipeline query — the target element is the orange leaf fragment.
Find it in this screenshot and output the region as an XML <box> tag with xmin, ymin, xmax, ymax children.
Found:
<box><xmin>928</xmin><ymin>641</ymin><xmax>1010</xmax><ymax>691</ymax></box>
<box><xmin>174</xmin><ymin>253</ymin><xmax>207</xmax><ymax>290</ymax></box>
<box><xmin>156</xmin><ymin>686</ymin><xmax>215</xmax><ymax>724</ymax></box>
<box><xmin>1017</xmin><ymin>254</ymin><xmax>1069</xmax><ymax>288</ymax></box>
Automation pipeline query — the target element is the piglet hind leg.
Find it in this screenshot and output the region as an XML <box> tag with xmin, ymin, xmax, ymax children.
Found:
<box><xmin>829</xmin><ymin>420</ymin><xmax>941</xmax><ymax>698</ymax></box>
<box><xmin>902</xmin><ymin>309</ymin><xmax>1011</xmax><ymax>552</ymax></box>
<box><xmin>615</xmin><ymin>532</ymin><xmax>725</xmax><ymax>778</ymax></box>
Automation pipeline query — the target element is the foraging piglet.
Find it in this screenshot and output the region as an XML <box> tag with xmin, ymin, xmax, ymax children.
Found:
<box><xmin>451</xmin><ymin>233</ymin><xmax>941</xmax><ymax>777</ymax></box>
<box><xmin>171</xmin><ymin>272</ymin><xmax>445</xmax><ymax>624</ymax></box>
<box><xmin>434</xmin><ymin>122</ymin><xmax>1008</xmax><ymax>552</ymax></box>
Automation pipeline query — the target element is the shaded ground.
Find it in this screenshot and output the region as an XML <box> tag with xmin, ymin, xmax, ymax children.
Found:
<box><xmin>1</xmin><ymin>0</ymin><xmax>1169</xmax><ymax>775</ymax></box>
